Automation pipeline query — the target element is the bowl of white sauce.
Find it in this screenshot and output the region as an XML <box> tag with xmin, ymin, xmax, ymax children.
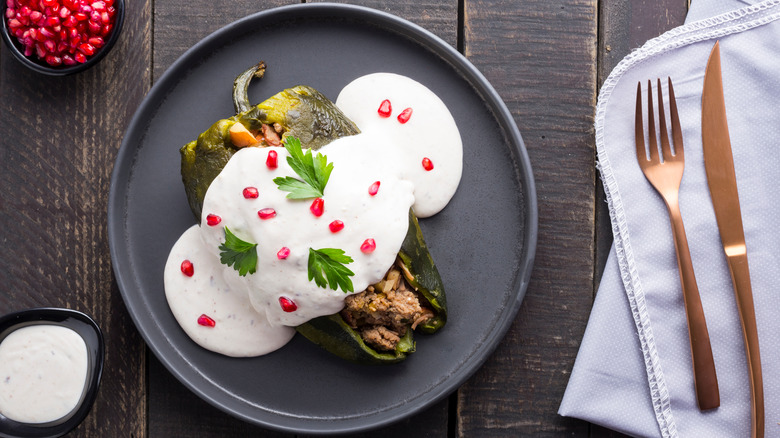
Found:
<box><xmin>0</xmin><ymin>308</ymin><xmax>104</xmax><ymax>438</ymax></box>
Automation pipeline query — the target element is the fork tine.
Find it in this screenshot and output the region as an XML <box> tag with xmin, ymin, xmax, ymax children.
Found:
<box><xmin>646</xmin><ymin>80</ymin><xmax>659</xmax><ymax>163</ymax></box>
<box><xmin>657</xmin><ymin>78</ymin><xmax>673</xmax><ymax>161</ymax></box>
<box><xmin>635</xmin><ymin>82</ymin><xmax>647</xmax><ymax>162</ymax></box>
<box><xmin>668</xmin><ymin>77</ymin><xmax>684</xmax><ymax>160</ymax></box>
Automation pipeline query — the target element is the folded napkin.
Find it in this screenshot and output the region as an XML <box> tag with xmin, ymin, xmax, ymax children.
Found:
<box><xmin>559</xmin><ymin>1</ymin><xmax>780</xmax><ymax>437</ymax></box>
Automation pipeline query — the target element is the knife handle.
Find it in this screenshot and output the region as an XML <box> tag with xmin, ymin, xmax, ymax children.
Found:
<box><xmin>726</xmin><ymin>251</ymin><xmax>764</xmax><ymax>438</ymax></box>
<box><xmin>667</xmin><ymin>201</ymin><xmax>720</xmax><ymax>410</ymax></box>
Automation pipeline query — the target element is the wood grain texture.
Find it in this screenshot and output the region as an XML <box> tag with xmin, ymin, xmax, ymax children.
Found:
<box><xmin>0</xmin><ymin>0</ymin><xmax>152</xmax><ymax>435</ymax></box>
<box><xmin>148</xmin><ymin>1</ymin><xmax>457</xmax><ymax>436</ymax></box>
<box><xmin>457</xmin><ymin>0</ymin><xmax>598</xmax><ymax>436</ymax></box>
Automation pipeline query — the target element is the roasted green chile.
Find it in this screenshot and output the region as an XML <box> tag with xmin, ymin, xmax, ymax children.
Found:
<box><xmin>179</xmin><ymin>63</ymin><xmax>447</xmax><ymax>364</ymax></box>
<box><xmin>180</xmin><ymin>62</ymin><xmax>360</xmax><ymax>219</ymax></box>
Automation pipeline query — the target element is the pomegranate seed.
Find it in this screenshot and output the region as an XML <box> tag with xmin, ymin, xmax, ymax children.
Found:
<box><xmin>88</xmin><ymin>36</ymin><xmax>103</xmax><ymax>47</ymax></box>
<box><xmin>63</xmin><ymin>0</ymin><xmax>77</xmax><ymax>9</ymax></box>
<box><xmin>309</xmin><ymin>198</ymin><xmax>324</xmax><ymax>217</ymax></box>
<box><xmin>258</xmin><ymin>208</ymin><xmax>276</xmax><ymax>220</ymax></box>
<box><xmin>29</xmin><ymin>9</ymin><xmax>41</xmax><ymax>22</ymax></box>
<box><xmin>377</xmin><ymin>99</ymin><xmax>392</xmax><ymax>117</ymax></box>
<box><xmin>63</xmin><ymin>14</ymin><xmax>76</xmax><ymax>26</ymax></box>
<box><xmin>7</xmin><ymin>17</ymin><xmax>21</xmax><ymax>29</ymax></box>
<box><xmin>205</xmin><ymin>214</ymin><xmax>221</xmax><ymax>226</ymax></box>
<box><xmin>100</xmin><ymin>10</ymin><xmax>108</xmax><ymax>23</ymax></box>
<box><xmin>397</xmin><ymin>107</ymin><xmax>413</xmax><ymax>124</ymax></box>
<box><xmin>5</xmin><ymin>8</ymin><xmax>14</xmax><ymax>19</ymax></box>
<box><xmin>100</xmin><ymin>23</ymin><xmax>111</xmax><ymax>36</ymax></box>
<box><xmin>422</xmin><ymin>157</ymin><xmax>434</xmax><ymax>171</ymax></box>
<box><xmin>197</xmin><ymin>314</ymin><xmax>216</xmax><ymax>327</ymax></box>
<box><xmin>44</xmin><ymin>39</ymin><xmax>55</xmax><ymax>52</ymax></box>
<box><xmin>73</xmin><ymin>12</ymin><xmax>86</xmax><ymax>21</ymax></box>
<box><xmin>78</xmin><ymin>42</ymin><xmax>94</xmax><ymax>55</ymax></box>
<box><xmin>242</xmin><ymin>187</ymin><xmax>259</xmax><ymax>199</ymax></box>
<box><xmin>59</xmin><ymin>7</ymin><xmax>70</xmax><ymax>18</ymax></box>
<box><xmin>368</xmin><ymin>181</ymin><xmax>380</xmax><ymax>196</ymax></box>
<box><xmin>44</xmin><ymin>15</ymin><xmax>59</xmax><ymax>26</ymax></box>
<box><xmin>62</xmin><ymin>54</ymin><xmax>76</xmax><ymax>65</ymax></box>
<box><xmin>45</xmin><ymin>54</ymin><xmax>61</xmax><ymax>66</ymax></box>
<box><xmin>41</xmin><ymin>0</ymin><xmax>56</xmax><ymax>7</ymax></box>
<box><xmin>279</xmin><ymin>297</ymin><xmax>297</xmax><ymax>312</ymax></box>
<box><xmin>277</xmin><ymin>247</ymin><xmax>290</xmax><ymax>260</ymax></box>
<box><xmin>35</xmin><ymin>43</ymin><xmax>46</xmax><ymax>58</ymax></box>
<box><xmin>180</xmin><ymin>260</ymin><xmax>194</xmax><ymax>277</ymax></box>
<box><xmin>329</xmin><ymin>220</ymin><xmax>344</xmax><ymax>233</ymax></box>
<box><xmin>266</xmin><ymin>149</ymin><xmax>278</xmax><ymax>169</ymax></box>
<box><xmin>39</xmin><ymin>26</ymin><xmax>55</xmax><ymax>38</ymax></box>
<box><xmin>360</xmin><ymin>238</ymin><xmax>376</xmax><ymax>254</ymax></box>
<box><xmin>18</xmin><ymin>6</ymin><xmax>30</xmax><ymax>16</ymax></box>
<box><xmin>91</xmin><ymin>1</ymin><xmax>105</xmax><ymax>10</ymax></box>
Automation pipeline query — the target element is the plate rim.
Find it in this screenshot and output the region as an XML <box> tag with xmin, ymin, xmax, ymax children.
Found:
<box><xmin>108</xmin><ymin>2</ymin><xmax>537</xmax><ymax>434</ymax></box>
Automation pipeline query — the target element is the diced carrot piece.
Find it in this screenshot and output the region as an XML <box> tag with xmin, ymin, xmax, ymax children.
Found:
<box><xmin>229</xmin><ymin>123</ymin><xmax>259</xmax><ymax>147</ymax></box>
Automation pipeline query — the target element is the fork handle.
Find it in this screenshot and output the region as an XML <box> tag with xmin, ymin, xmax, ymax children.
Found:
<box><xmin>666</xmin><ymin>199</ymin><xmax>720</xmax><ymax>410</ymax></box>
<box><xmin>726</xmin><ymin>252</ymin><xmax>764</xmax><ymax>438</ymax></box>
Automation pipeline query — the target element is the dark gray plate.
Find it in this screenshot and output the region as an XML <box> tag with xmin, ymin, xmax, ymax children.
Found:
<box><xmin>108</xmin><ymin>3</ymin><xmax>536</xmax><ymax>435</ymax></box>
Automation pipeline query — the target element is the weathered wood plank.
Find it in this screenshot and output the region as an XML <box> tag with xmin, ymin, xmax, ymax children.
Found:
<box><xmin>148</xmin><ymin>1</ymin><xmax>456</xmax><ymax>436</ymax></box>
<box><xmin>0</xmin><ymin>0</ymin><xmax>152</xmax><ymax>434</ymax></box>
<box><xmin>457</xmin><ymin>0</ymin><xmax>598</xmax><ymax>436</ymax></box>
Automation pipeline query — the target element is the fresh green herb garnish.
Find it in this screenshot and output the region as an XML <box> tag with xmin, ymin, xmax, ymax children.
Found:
<box><xmin>219</xmin><ymin>227</ymin><xmax>258</xmax><ymax>276</ymax></box>
<box><xmin>273</xmin><ymin>136</ymin><xmax>334</xmax><ymax>199</ymax></box>
<box><xmin>308</xmin><ymin>248</ymin><xmax>355</xmax><ymax>293</ymax></box>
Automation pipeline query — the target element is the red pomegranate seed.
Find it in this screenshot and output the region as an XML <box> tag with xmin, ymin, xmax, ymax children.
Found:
<box><xmin>42</xmin><ymin>0</ymin><xmax>57</xmax><ymax>7</ymax></box>
<box><xmin>368</xmin><ymin>181</ymin><xmax>380</xmax><ymax>196</ymax></box>
<box><xmin>205</xmin><ymin>213</ymin><xmax>221</xmax><ymax>226</ymax></box>
<box><xmin>87</xmin><ymin>19</ymin><xmax>100</xmax><ymax>33</ymax></box>
<box><xmin>360</xmin><ymin>238</ymin><xmax>376</xmax><ymax>254</ymax></box>
<box><xmin>329</xmin><ymin>220</ymin><xmax>344</xmax><ymax>233</ymax></box>
<box><xmin>59</xmin><ymin>7</ymin><xmax>70</xmax><ymax>18</ymax></box>
<box><xmin>88</xmin><ymin>36</ymin><xmax>103</xmax><ymax>47</ymax></box>
<box><xmin>397</xmin><ymin>107</ymin><xmax>413</xmax><ymax>124</ymax></box>
<box><xmin>43</xmin><ymin>39</ymin><xmax>56</xmax><ymax>53</ymax></box>
<box><xmin>197</xmin><ymin>314</ymin><xmax>216</xmax><ymax>327</ymax></box>
<box><xmin>258</xmin><ymin>208</ymin><xmax>276</xmax><ymax>220</ymax></box>
<box><xmin>277</xmin><ymin>247</ymin><xmax>290</xmax><ymax>260</ymax></box>
<box><xmin>422</xmin><ymin>157</ymin><xmax>434</xmax><ymax>171</ymax></box>
<box><xmin>29</xmin><ymin>10</ymin><xmax>41</xmax><ymax>22</ymax></box>
<box><xmin>279</xmin><ymin>297</ymin><xmax>297</xmax><ymax>312</ymax></box>
<box><xmin>44</xmin><ymin>15</ymin><xmax>59</xmax><ymax>26</ymax></box>
<box><xmin>377</xmin><ymin>99</ymin><xmax>392</xmax><ymax>117</ymax></box>
<box><xmin>78</xmin><ymin>42</ymin><xmax>94</xmax><ymax>55</ymax></box>
<box><xmin>73</xmin><ymin>11</ymin><xmax>87</xmax><ymax>21</ymax></box>
<box><xmin>266</xmin><ymin>149</ymin><xmax>278</xmax><ymax>169</ymax></box>
<box><xmin>309</xmin><ymin>197</ymin><xmax>324</xmax><ymax>217</ymax></box>
<box><xmin>62</xmin><ymin>54</ymin><xmax>76</xmax><ymax>65</ymax></box>
<box><xmin>242</xmin><ymin>187</ymin><xmax>259</xmax><ymax>199</ymax></box>
<box><xmin>180</xmin><ymin>260</ymin><xmax>194</xmax><ymax>277</ymax></box>
<box><xmin>63</xmin><ymin>14</ymin><xmax>76</xmax><ymax>26</ymax></box>
<box><xmin>45</xmin><ymin>54</ymin><xmax>61</xmax><ymax>66</ymax></box>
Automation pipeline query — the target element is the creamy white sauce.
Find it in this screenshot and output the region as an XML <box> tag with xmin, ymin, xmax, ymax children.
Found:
<box><xmin>164</xmin><ymin>73</ymin><xmax>463</xmax><ymax>357</ymax></box>
<box><xmin>0</xmin><ymin>325</ymin><xmax>88</xmax><ymax>423</ymax></box>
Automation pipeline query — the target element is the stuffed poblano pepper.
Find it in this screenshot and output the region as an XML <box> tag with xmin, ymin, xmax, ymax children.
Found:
<box><xmin>181</xmin><ymin>62</ymin><xmax>361</xmax><ymax>219</ymax></box>
<box><xmin>179</xmin><ymin>63</ymin><xmax>448</xmax><ymax>364</ymax></box>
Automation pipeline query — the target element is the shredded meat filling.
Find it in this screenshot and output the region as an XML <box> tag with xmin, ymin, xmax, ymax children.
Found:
<box><xmin>341</xmin><ymin>259</ymin><xmax>434</xmax><ymax>352</ymax></box>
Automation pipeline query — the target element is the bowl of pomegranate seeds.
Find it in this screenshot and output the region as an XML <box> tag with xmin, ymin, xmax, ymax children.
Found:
<box><xmin>1</xmin><ymin>0</ymin><xmax>124</xmax><ymax>75</ymax></box>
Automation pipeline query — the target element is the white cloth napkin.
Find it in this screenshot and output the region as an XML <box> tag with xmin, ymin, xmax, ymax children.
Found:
<box><xmin>559</xmin><ymin>1</ymin><xmax>780</xmax><ymax>437</ymax></box>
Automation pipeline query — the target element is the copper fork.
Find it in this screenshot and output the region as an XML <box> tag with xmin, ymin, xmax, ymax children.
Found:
<box><xmin>635</xmin><ymin>77</ymin><xmax>720</xmax><ymax>410</ymax></box>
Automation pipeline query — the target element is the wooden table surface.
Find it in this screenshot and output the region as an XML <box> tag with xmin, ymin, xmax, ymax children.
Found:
<box><xmin>0</xmin><ymin>1</ymin><xmax>690</xmax><ymax>436</ymax></box>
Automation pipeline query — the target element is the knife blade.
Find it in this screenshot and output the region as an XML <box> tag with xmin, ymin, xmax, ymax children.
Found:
<box><xmin>702</xmin><ymin>40</ymin><xmax>764</xmax><ymax>438</ymax></box>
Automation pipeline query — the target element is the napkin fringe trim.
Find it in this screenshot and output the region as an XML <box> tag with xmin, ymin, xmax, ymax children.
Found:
<box><xmin>594</xmin><ymin>1</ymin><xmax>780</xmax><ymax>437</ymax></box>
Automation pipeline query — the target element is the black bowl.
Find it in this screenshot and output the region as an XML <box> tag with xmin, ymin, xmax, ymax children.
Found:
<box><xmin>0</xmin><ymin>0</ymin><xmax>124</xmax><ymax>76</ymax></box>
<box><xmin>0</xmin><ymin>308</ymin><xmax>104</xmax><ymax>438</ymax></box>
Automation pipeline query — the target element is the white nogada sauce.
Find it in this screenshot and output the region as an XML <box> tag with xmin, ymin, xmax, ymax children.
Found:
<box><xmin>0</xmin><ymin>325</ymin><xmax>89</xmax><ymax>424</ymax></box>
<box><xmin>164</xmin><ymin>73</ymin><xmax>462</xmax><ymax>357</ymax></box>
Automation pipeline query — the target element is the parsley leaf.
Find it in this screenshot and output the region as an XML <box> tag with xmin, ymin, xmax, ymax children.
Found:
<box><xmin>308</xmin><ymin>248</ymin><xmax>355</xmax><ymax>293</ymax></box>
<box><xmin>273</xmin><ymin>136</ymin><xmax>334</xmax><ymax>199</ymax></box>
<box><xmin>219</xmin><ymin>227</ymin><xmax>258</xmax><ymax>276</ymax></box>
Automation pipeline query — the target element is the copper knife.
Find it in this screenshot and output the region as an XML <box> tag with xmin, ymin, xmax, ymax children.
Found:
<box><xmin>701</xmin><ymin>40</ymin><xmax>764</xmax><ymax>438</ymax></box>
